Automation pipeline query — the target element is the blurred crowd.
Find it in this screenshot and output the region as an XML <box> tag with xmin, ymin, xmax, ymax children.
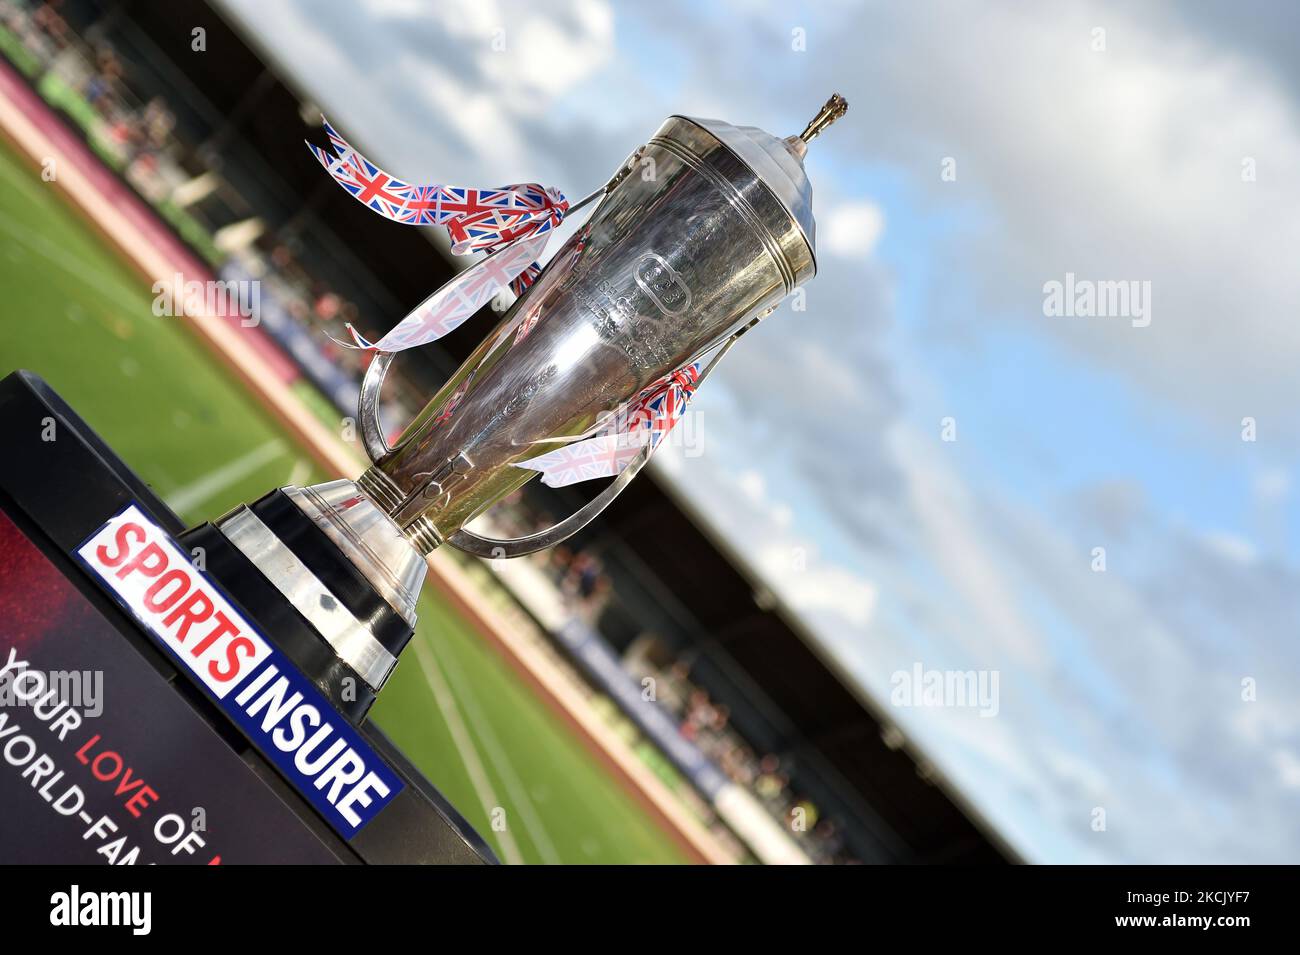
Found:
<box><xmin>5</xmin><ymin>0</ymin><xmax>176</xmax><ymax>181</ymax></box>
<box><xmin>637</xmin><ymin>654</ymin><xmax>858</xmax><ymax>865</ymax></box>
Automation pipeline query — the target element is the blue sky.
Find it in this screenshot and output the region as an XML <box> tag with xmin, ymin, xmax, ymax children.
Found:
<box><xmin>218</xmin><ymin>0</ymin><xmax>1300</xmax><ymax>862</ymax></box>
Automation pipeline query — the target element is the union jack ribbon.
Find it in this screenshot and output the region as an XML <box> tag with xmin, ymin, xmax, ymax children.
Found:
<box><xmin>306</xmin><ymin>117</ymin><xmax>568</xmax><ymax>351</ymax></box>
<box><xmin>515</xmin><ymin>432</ymin><xmax>649</xmax><ymax>489</ymax></box>
<box><xmin>514</xmin><ymin>362</ymin><xmax>701</xmax><ymax>487</ymax></box>
<box><xmin>621</xmin><ymin>363</ymin><xmax>700</xmax><ymax>446</ymax></box>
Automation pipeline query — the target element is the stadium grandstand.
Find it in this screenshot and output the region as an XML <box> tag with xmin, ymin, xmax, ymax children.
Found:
<box><xmin>0</xmin><ymin>0</ymin><xmax>1016</xmax><ymax>863</ymax></box>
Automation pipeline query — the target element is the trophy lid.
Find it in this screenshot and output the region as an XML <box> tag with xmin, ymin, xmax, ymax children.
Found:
<box><xmin>674</xmin><ymin>94</ymin><xmax>847</xmax><ymax>262</ymax></box>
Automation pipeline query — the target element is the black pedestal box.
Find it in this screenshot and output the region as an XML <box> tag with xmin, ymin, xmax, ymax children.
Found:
<box><xmin>0</xmin><ymin>370</ymin><xmax>495</xmax><ymax>865</ymax></box>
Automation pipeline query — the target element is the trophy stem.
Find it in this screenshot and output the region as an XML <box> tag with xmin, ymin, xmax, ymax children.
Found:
<box><xmin>214</xmin><ymin>478</ymin><xmax>429</xmax><ymax>696</ymax></box>
<box><xmin>357</xmin><ymin>464</ymin><xmax>446</xmax><ymax>554</ymax></box>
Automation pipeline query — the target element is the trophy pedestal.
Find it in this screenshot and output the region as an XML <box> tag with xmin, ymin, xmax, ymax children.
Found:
<box><xmin>0</xmin><ymin>370</ymin><xmax>495</xmax><ymax>864</ymax></box>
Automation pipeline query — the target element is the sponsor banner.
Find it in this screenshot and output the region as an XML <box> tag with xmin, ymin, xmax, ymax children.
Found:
<box><xmin>75</xmin><ymin>504</ymin><xmax>401</xmax><ymax>838</ymax></box>
<box><xmin>0</xmin><ymin>508</ymin><xmax>337</xmax><ymax>863</ymax></box>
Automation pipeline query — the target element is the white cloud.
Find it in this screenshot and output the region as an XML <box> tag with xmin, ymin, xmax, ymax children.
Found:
<box><xmin>1254</xmin><ymin>468</ymin><xmax>1290</xmax><ymax>502</ymax></box>
<box><xmin>736</xmin><ymin>468</ymin><xmax>765</xmax><ymax>503</ymax></box>
<box><xmin>223</xmin><ymin>0</ymin><xmax>616</xmax><ymax>182</ymax></box>
<box><xmin>753</xmin><ymin>543</ymin><xmax>877</xmax><ymax>629</ymax></box>
<box><xmin>864</xmin><ymin>1</ymin><xmax>1300</xmax><ymax>436</ymax></box>
<box><xmin>652</xmin><ymin>446</ymin><xmax>881</xmax><ymax>636</ymax></box>
<box><xmin>821</xmin><ymin>200</ymin><xmax>885</xmax><ymax>258</ymax></box>
<box><xmin>1201</xmin><ymin>531</ymin><xmax>1257</xmax><ymax>565</ymax></box>
<box><xmin>891</xmin><ymin>425</ymin><xmax>1048</xmax><ymax>668</ymax></box>
<box><xmin>1274</xmin><ymin>750</ymin><xmax>1300</xmax><ymax>790</ymax></box>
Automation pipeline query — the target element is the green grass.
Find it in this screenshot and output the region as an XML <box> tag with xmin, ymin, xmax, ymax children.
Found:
<box><xmin>0</xmin><ymin>25</ymin><xmax>43</xmax><ymax>78</ymax></box>
<box><xmin>379</xmin><ymin>597</ymin><xmax>691</xmax><ymax>863</ymax></box>
<box><xmin>0</xmin><ymin>136</ymin><xmax>688</xmax><ymax>864</ymax></box>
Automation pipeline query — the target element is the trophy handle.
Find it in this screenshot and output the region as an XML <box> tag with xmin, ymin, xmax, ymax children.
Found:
<box><xmin>356</xmin><ymin>338</ymin><xmax>655</xmax><ymax>561</ymax></box>
<box><xmin>359</xmin><ymin>349</ymin><xmax>399</xmax><ymax>463</ymax></box>
<box><xmin>448</xmin><ymin>441</ymin><xmax>654</xmax><ymax>558</ymax></box>
<box><xmin>446</xmin><ymin>309</ymin><xmax>772</xmax><ymax>560</ymax></box>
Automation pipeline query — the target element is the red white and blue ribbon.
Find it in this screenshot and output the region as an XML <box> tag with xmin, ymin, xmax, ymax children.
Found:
<box><xmin>306</xmin><ymin>117</ymin><xmax>568</xmax><ymax>351</ymax></box>
<box><xmin>513</xmin><ymin>363</ymin><xmax>701</xmax><ymax>487</ymax></box>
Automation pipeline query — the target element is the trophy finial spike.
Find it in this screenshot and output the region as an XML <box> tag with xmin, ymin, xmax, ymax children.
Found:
<box><xmin>798</xmin><ymin>93</ymin><xmax>848</xmax><ymax>146</ymax></box>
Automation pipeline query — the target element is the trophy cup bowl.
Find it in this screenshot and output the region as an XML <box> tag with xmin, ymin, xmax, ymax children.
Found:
<box><xmin>212</xmin><ymin>95</ymin><xmax>847</xmax><ymax>702</ymax></box>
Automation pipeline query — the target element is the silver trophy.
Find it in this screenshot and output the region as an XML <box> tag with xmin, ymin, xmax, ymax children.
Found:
<box><xmin>216</xmin><ymin>95</ymin><xmax>847</xmax><ymax>695</ymax></box>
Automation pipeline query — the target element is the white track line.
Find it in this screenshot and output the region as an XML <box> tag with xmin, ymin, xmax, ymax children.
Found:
<box><xmin>435</xmin><ymin>635</ymin><xmax>562</xmax><ymax>864</ymax></box>
<box><xmin>163</xmin><ymin>438</ymin><xmax>284</xmax><ymax>516</ymax></box>
<box><xmin>409</xmin><ymin>636</ymin><xmax>525</xmax><ymax>865</ymax></box>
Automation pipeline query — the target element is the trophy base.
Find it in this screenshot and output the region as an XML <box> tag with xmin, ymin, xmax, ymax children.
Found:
<box><xmin>0</xmin><ymin>370</ymin><xmax>495</xmax><ymax>863</ymax></box>
<box><xmin>205</xmin><ymin>479</ymin><xmax>428</xmax><ymax>704</ymax></box>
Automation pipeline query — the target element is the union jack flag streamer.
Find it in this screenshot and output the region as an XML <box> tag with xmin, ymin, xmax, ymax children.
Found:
<box><xmin>337</xmin><ymin>230</ymin><xmax>550</xmax><ymax>351</ymax></box>
<box><xmin>513</xmin><ymin>362</ymin><xmax>701</xmax><ymax>487</ymax></box>
<box><xmin>620</xmin><ymin>362</ymin><xmax>700</xmax><ymax>447</ymax></box>
<box><xmin>515</xmin><ymin>432</ymin><xmax>651</xmax><ymax>489</ymax></box>
<box><xmin>306</xmin><ymin>117</ymin><xmax>568</xmax><ymax>349</ymax></box>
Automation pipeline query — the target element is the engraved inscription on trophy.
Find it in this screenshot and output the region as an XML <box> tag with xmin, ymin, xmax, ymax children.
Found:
<box><xmin>561</xmin><ymin>253</ymin><xmax>682</xmax><ymax>371</ymax></box>
<box><xmin>634</xmin><ymin>252</ymin><xmax>691</xmax><ymax>317</ymax></box>
<box><xmin>575</xmin><ymin>278</ymin><xmax>636</xmax><ymax>340</ymax></box>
